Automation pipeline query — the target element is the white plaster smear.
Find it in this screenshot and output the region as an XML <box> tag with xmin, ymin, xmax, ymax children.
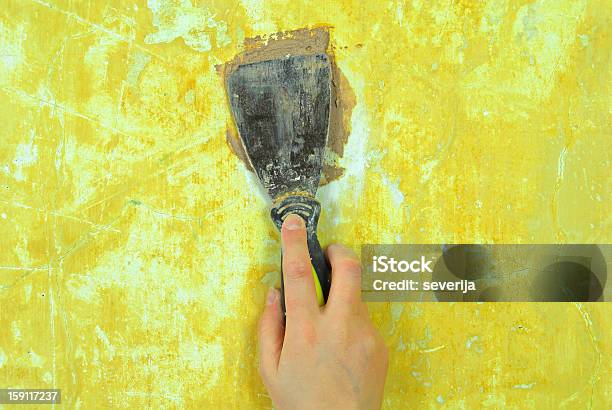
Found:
<box><xmin>145</xmin><ymin>0</ymin><xmax>230</xmax><ymax>52</ymax></box>
<box><xmin>0</xmin><ymin>22</ymin><xmax>26</xmax><ymax>84</ymax></box>
<box><xmin>95</xmin><ymin>325</ymin><xmax>116</xmax><ymax>360</ymax></box>
<box><xmin>179</xmin><ymin>340</ymin><xmax>224</xmax><ymax>387</ymax></box>
<box><xmin>12</xmin><ymin>140</ymin><xmax>39</xmax><ymax>181</ymax></box>
<box><xmin>319</xmin><ymin>70</ymin><xmax>369</xmax><ymax>217</ymax></box>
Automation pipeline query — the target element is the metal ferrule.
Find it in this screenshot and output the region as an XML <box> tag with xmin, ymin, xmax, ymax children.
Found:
<box><xmin>270</xmin><ymin>194</ymin><xmax>321</xmax><ymax>233</ymax></box>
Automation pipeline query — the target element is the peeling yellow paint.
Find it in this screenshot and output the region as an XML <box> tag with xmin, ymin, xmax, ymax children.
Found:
<box><xmin>0</xmin><ymin>0</ymin><xmax>610</xmax><ymax>408</ymax></box>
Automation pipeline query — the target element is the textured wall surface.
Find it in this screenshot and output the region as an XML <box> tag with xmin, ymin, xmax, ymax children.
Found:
<box><xmin>0</xmin><ymin>0</ymin><xmax>610</xmax><ymax>408</ymax></box>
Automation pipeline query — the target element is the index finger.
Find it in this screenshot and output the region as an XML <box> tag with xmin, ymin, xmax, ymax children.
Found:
<box><xmin>281</xmin><ymin>214</ymin><xmax>319</xmax><ymax>317</ymax></box>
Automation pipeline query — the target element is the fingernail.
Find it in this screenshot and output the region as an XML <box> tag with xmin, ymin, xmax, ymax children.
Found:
<box><xmin>266</xmin><ymin>288</ymin><xmax>278</xmax><ymax>305</ymax></box>
<box><xmin>283</xmin><ymin>214</ymin><xmax>304</xmax><ymax>230</ymax></box>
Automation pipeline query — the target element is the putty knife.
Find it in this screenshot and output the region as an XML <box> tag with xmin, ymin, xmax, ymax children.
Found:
<box><xmin>227</xmin><ymin>54</ymin><xmax>332</xmax><ymax>312</ymax></box>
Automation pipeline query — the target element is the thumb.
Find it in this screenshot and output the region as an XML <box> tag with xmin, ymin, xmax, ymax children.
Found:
<box><xmin>257</xmin><ymin>287</ymin><xmax>284</xmax><ymax>380</ymax></box>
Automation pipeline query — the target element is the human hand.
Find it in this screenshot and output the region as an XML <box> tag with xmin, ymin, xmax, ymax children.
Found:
<box><xmin>258</xmin><ymin>214</ymin><xmax>389</xmax><ymax>410</ymax></box>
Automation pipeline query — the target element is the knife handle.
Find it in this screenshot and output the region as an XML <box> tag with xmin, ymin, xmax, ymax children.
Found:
<box><xmin>271</xmin><ymin>195</ymin><xmax>331</xmax><ymax>314</ymax></box>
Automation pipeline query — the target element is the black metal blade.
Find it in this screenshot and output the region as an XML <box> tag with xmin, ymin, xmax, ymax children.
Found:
<box><xmin>227</xmin><ymin>54</ymin><xmax>331</xmax><ymax>200</ymax></box>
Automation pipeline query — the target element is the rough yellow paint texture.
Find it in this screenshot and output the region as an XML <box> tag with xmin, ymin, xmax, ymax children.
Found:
<box><xmin>0</xmin><ymin>0</ymin><xmax>610</xmax><ymax>408</ymax></box>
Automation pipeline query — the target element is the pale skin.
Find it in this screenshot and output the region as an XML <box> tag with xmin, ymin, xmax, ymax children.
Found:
<box><xmin>258</xmin><ymin>214</ymin><xmax>389</xmax><ymax>410</ymax></box>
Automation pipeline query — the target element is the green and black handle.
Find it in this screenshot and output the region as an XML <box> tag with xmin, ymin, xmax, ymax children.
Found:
<box><xmin>271</xmin><ymin>194</ymin><xmax>331</xmax><ymax>313</ymax></box>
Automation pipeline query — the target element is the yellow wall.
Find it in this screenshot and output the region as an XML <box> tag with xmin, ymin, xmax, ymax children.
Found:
<box><xmin>0</xmin><ymin>0</ymin><xmax>610</xmax><ymax>408</ymax></box>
